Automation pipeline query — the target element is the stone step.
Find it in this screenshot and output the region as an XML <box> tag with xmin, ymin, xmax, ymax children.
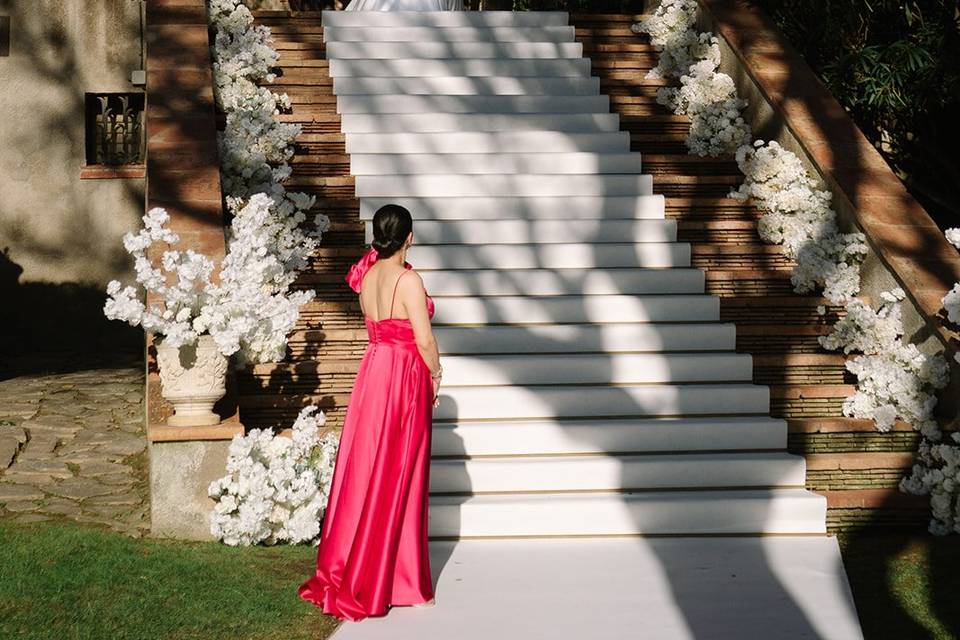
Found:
<box><xmin>326</xmin><ymin>41</ymin><xmax>584</xmax><ymax>59</ymax></box>
<box><xmin>354</xmin><ymin>174</ymin><xmax>653</xmax><ymax>197</ymax></box>
<box><xmin>335</xmin><ymin>94</ymin><xmax>611</xmax><ymax>114</ymax></box>
<box><xmin>349</xmin><ymin>152</ymin><xmax>644</xmax><ymax>175</ymax></box>
<box><xmin>430</xmin><ymin>452</ymin><xmax>807</xmax><ymax>494</ymax></box>
<box><xmin>418</xmin><ymin>268</ymin><xmax>703</xmax><ymax>296</ymax></box>
<box><xmin>359</xmin><ymin>195</ymin><xmax>664</xmax><ymax>220</ymax></box>
<box><xmin>434</xmin><ymin>382</ymin><xmax>769</xmax><ymax>421</ymax></box>
<box><xmin>407</xmin><ymin>241</ymin><xmax>689</xmax><ymax>269</ymax></box>
<box><xmin>320</xmin><ymin>10</ymin><xmax>572</xmax><ymax>28</ymax></box>
<box><xmin>332</xmin><ymin>75</ymin><xmax>600</xmax><ymax>95</ymax></box>
<box><xmin>426</xmin><ymin>294</ymin><xmax>718</xmax><ymax>325</ymax></box>
<box><xmin>328</xmin><ymin>58</ymin><xmax>592</xmax><ymax>77</ymax></box>
<box><xmin>251</xmin><ymin>350</ymin><xmax>754</xmax><ymax>387</ymax></box>
<box><xmin>338</xmin><ymin>112</ymin><xmax>622</xmax><ymax>133</ymax></box>
<box><xmin>323</xmin><ymin>26</ymin><xmax>577</xmax><ymax>43</ymax></box>
<box><xmin>428</xmin><ymin>488</ymin><xmax>826</xmax><ymax>537</ymax></box>
<box><xmin>407</xmin><ymin>218</ymin><xmax>676</xmax><ymax>244</ymax></box>
<box><xmin>432</xmin><ymin>416</ymin><xmax>785</xmax><ymax>456</ymax></box>
<box><xmin>344</xmin><ymin>131</ymin><xmax>629</xmax><ymax>154</ymax></box>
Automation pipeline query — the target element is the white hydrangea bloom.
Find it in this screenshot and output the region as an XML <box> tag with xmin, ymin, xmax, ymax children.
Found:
<box><xmin>208</xmin><ymin>406</ymin><xmax>340</xmax><ymax>546</ymax></box>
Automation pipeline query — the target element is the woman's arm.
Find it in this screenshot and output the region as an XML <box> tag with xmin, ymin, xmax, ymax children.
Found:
<box><xmin>398</xmin><ymin>270</ymin><xmax>442</xmax><ymax>386</ymax></box>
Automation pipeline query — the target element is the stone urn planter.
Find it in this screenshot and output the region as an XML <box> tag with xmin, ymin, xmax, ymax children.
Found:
<box><xmin>155</xmin><ymin>334</ymin><xmax>229</xmax><ymax>426</ymax></box>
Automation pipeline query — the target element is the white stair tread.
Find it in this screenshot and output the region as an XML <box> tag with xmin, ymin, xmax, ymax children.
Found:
<box><xmin>326</xmin><ymin>40</ymin><xmax>583</xmax><ymax>59</ymax></box>
<box><xmin>439</xmin><ymin>352</ymin><xmax>752</xmax><ymax>386</ymax></box>
<box><xmin>434</xmin><ymin>383</ymin><xmax>768</xmax><ymax>420</ymax></box>
<box><xmin>355</xmin><ymin>174</ymin><xmax>652</xmax><ymax>197</ymax></box>
<box><xmin>421</xmin><ymin>268</ymin><xmax>701</xmax><ymax>296</ymax></box>
<box><xmin>352</xmin><ymin>152</ymin><xmax>644</xmax><ymax>175</ymax></box>
<box><xmin>339</xmin><ymin>113</ymin><xmax>621</xmax><ymax>133</ymax></box>
<box><xmin>346</xmin><ymin>131</ymin><xmax>629</xmax><ymax>154</ymax></box>
<box><xmin>407</xmin><ymin>218</ymin><xmax>672</xmax><ymax>244</ymax></box>
<box><xmin>409</xmin><ymin>242</ymin><xmax>690</xmax><ymax>269</ymax></box>
<box><xmin>431</xmin><ymin>416</ymin><xmax>787</xmax><ymax>456</ymax></box>
<box><xmin>329</xmin><ymin>58</ymin><xmax>591</xmax><ymax>77</ymax></box>
<box><xmin>429</xmin><ymin>294</ymin><xmax>719</xmax><ymax>324</ymax></box>
<box><xmin>432</xmin><ymin>322</ymin><xmax>735</xmax><ymax>354</ymax></box>
<box><xmin>360</xmin><ymin>195</ymin><xmax>665</xmax><ymax>220</ymax></box>
<box><xmin>337</xmin><ymin>94</ymin><xmax>610</xmax><ymax>114</ymax></box>
<box><xmin>428</xmin><ymin>488</ymin><xmax>827</xmax><ymax>536</ymax></box>
<box><xmin>333</xmin><ymin>75</ymin><xmax>599</xmax><ymax>95</ymax></box>
<box><xmin>330</xmin><ymin>537</ymin><xmax>864</xmax><ymax>640</ymax></box>
<box><xmin>431</xmin><ymin>452</ymin><xmax>807</xmax><ymax>493</ymax></box>
<box><xmin>323</xmin><ymin>26</ymin><xmax>577</xmax><ymax>43</ymax></box>
<box><xmin>321</xmin><ymin>10</ymin><xmax>571</xmax><ymax>27</ymax></box>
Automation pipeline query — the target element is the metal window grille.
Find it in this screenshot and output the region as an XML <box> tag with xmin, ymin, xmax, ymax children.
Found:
<box><xmin>84</xmin><ymin>92</ymin><xmax>145</xmax><ymax>165</ymax></box>
<box><xmin>0</xmin><ymin>16</ymin><xmax>9</xmax><ymax>57</ymax></box>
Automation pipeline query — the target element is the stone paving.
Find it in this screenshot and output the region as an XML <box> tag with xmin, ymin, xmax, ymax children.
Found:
<box><xmin>0</xmin><ymin>365</ymin><xmax>149</xmax><ymax>537</ymax></box>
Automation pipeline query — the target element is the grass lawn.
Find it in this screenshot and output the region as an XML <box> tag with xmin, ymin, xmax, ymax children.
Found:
<box><xmin>840</xmin><ymin>532</ymin><xmax>960</xmax><ymax>640</ymax></box>
<box><xmin>0</xmin><ymin>519</ymin><xmax>340</xmax><ymax>640</ymax></box>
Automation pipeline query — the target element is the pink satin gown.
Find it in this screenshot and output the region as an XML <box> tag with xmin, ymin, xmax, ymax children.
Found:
<box><xmin>299</xmin><ymin>248</ymin><xmax>436</xmax><ymax>621</ymax></box>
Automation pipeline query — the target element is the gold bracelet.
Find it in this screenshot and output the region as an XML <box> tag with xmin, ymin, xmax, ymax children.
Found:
<box><xmin>431</xmin><ymin>366</ymin><xmax>443</xmax><ymax>381</ymax></box>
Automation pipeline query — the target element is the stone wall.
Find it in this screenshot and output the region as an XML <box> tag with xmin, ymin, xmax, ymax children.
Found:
<box><xmin>0</xmin><ymin>0</ymin><xmax>146</xmax><ymax>287</ymax></box>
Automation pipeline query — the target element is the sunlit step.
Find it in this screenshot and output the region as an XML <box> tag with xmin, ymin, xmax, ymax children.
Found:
<box><xmin>428</xmin><ymin>488</ymin><xmax>827</xmax><ymax>537</ymax></box>
<box><xmin>434</xmin><ymin>382</ymin><xmax>766</xmax><ymax>421</ymax></box>
<box><xmin>321</xmin><ymin>10</ymin><xmax>570</xmax><ymax>27</ymax></box>
<box><xmin>337</xmin><ymin>94</ymin><xmax>610</xmax><ymax>114</ymax></box>
<box><xmin>429</xmin><ymin>294</ymin><xmax>718</xmax><ymax>325</ymax></box>
<box><xmin>326</xmin><ymin>40</ymin><xmax>583</xmax><ymax>59</ymax></box>
<box><xmin>333</xmin><ymin>76</ymin><xmax>599</xmax><ymax>95</ymax></box>
<box><xmin>329</xmin><ymin>58</ymin><xmax>591</xmax><ymax>78</ymax></box>
<box><xmin>346</xmin><ymin>131</ymin><xmax>629</xmax><ymax>154</ymax></box>
<box><xmin>351</xmin><ymin>152</ymin><xmax>644</xmax><ymax>175</ymax></box>
<box><xmin>323</xmin><ymin>26</ymin><xmax>577</xmax><ymax>43</ymax></box>
<box><xmin>340</xmin><ymin>113</ymin><xmax>621</xmax><ymax>133</ymax></box>
<box><xmin>431</xmin><ymin>416</ymin><xmax>787</xmax><ymax>456</ymax></box>
<box><xmin>408</xmin><ymin>242</ymin><xmax>688</xmax><ymax>269</ymax></box>
<box><xmin>408</xmin><ymin>219</ymin><xmax>671</xmax><ymax>244</ymax></box>
<box><xmin>421</xmin><ymin>268</ymin><xmax>701</xmax><ymax>296</ymax></box>
<box><xmin>360</xmin><ymin>195</ymin><xmax>665</xmax><ymax>221</ymax></box>
<box><xmin>430</xmin><ymin>452</ymin><xmax>807</xmax><ymax>493</ymax></box>
<box><xmin>356</xmin><ymin>174</ymin><xmax>652</xmax><ymax>198</ymax></box>
<box><xmin>438</xmin><ymin>352</ymin><xmax>752</xmax><ymax>386</ymax></box>
<box><xmin>432</xmin><ymin>323</ymin><xmax>736</xmax><ymax>355</ymax></box>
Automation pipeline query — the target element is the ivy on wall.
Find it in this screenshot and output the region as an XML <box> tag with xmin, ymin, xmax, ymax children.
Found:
<box><xmin>747</xmin><ymin>0</ymin><xmax>960</xmax><ymax>230</ymax></box>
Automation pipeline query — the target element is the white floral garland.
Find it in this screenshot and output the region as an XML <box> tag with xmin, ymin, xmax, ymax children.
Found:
<box><xmin>208</xmin><ymin>406</ymin><xmax>339</xmax><ymax>545</ymax></box>
<box><xmin>635</xmin><ymin>0</ymin><xmax>957</xmax><ymax>533</ymax></box>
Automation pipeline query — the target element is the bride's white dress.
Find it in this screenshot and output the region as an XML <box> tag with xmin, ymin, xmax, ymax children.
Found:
<box><xmin>345</xmin><ymin>0</ymin><xmax>464</xmax><ymax>10</ymax></box>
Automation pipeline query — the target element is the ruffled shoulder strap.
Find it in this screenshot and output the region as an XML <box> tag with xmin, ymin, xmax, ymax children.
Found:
<box><xmin>346</xmin><ymin>246</ymin><xmax>434</xmax><ymax>317</ymax></box>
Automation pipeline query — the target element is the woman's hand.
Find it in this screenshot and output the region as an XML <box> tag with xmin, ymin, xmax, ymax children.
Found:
<box><xmin>431</xmin><ymin>377</ymin><xmax>441</xmax><ymax>408</ymax></box>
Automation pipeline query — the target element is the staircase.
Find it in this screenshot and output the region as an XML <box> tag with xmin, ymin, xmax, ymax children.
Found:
<box><xmin>241</xmin><ymin>9</ymin><xmax>865</xmax><ymax>637</ymax></box>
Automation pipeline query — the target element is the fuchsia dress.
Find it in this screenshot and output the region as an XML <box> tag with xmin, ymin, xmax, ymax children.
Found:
<box><xmin>299</xmin><ymin>247</ymin><xmax>436</xmax><ymax>621</ymax></box>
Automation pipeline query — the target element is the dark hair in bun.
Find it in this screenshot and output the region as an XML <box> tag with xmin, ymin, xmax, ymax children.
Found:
<box><xmin>371</xmin><ymin>204</ymin><xmax>413</xmax><ymax>259</ymax></box>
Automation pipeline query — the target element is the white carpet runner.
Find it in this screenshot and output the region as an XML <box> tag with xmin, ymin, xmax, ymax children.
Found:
<box><xmin>320</xmin><ymin>10</ymin><xmax>864</xmax><ymax>638</ymax></box>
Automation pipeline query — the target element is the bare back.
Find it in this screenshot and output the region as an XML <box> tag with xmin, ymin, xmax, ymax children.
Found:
<box><xmin>359</xmin><ymin>261</ymin><xmax>412</xmax><ymax>322</ymax></box>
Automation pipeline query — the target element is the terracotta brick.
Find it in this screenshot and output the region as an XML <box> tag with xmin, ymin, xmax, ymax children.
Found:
<box><xmin>145</xmin><ymin>3</ymin><xmax>208</xmax><ymax>25</ymax></box>
<box><xmin>802</xmin><ymin>140</ymin><xmax>892</xmax><ymax>174</ymax></box>
<box><xmin>855</xmin><ymin>195</ymin><xmax>944</xmax><ymax>228</ymax></box>
<box><xmin>147</xmin><ymin>68</ymin><xmax>213</xmax><ymax>92</ymax></box>
<box><xmin>147</xmin><ymin>117</ymin><xmax>217</xmax><ymax>148</ymax></box>
<box><xmin>806</xmin><ymin>453</ymin><xmax>916</xmax><ymax>471</ymax></box>
<box><xmin>820</xmin><ymin>488</ymin><xmax>928</xmax><ymax>510</ymax></box>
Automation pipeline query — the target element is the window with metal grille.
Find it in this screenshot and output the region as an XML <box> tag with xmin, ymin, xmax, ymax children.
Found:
<box><xmin>84</xmin><ymin>92</ymin><xmax>145</xmax><ymax>165</ymax></box>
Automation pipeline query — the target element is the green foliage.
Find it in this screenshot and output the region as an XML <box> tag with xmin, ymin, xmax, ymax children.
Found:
<box><xmin>750</xmin><ymin>0</ymin><xmax>960</xmax><ymax>228</ymax></box>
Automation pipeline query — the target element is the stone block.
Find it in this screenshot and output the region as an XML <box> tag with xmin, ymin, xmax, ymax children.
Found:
<box><xmin>148</xmin><ymin>439</ymin><xmax>232</xmax><ymax>540</ymax></box>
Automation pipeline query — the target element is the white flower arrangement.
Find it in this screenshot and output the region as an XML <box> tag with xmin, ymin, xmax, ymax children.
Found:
<box><xmin>901</xmin><ymin>436</ymin><xmax>960</xmax><ymax>535</ymax></box>
<box><xmin>208</xmin><ymin>406</ymin><xmax>340</xmax><ymax>546</ymax></box>
<box><xmin>635</xmin><ymin>1</ymin><xmax>748</xmax><ymax>156</ymax></box>
<box><xmin>105</xmin><ymin>198</ymin><xmax>319</xmax><ymax>365</ymax></box>
<box><xmin>819</xmin><ymin>288</ymin><xmax>949</xmax><ymax>438</ymax></box>
<box><xmin>638</xmin><ymin>0</ymin><xmax>958</xmax><ymax>533</ymax></box>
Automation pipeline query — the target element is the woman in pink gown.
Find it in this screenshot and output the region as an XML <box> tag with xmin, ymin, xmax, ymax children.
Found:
<box><xmin>299</xmin><ymin>204</ymin><xmax>442</xmax><ymax>621</ymax></box>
